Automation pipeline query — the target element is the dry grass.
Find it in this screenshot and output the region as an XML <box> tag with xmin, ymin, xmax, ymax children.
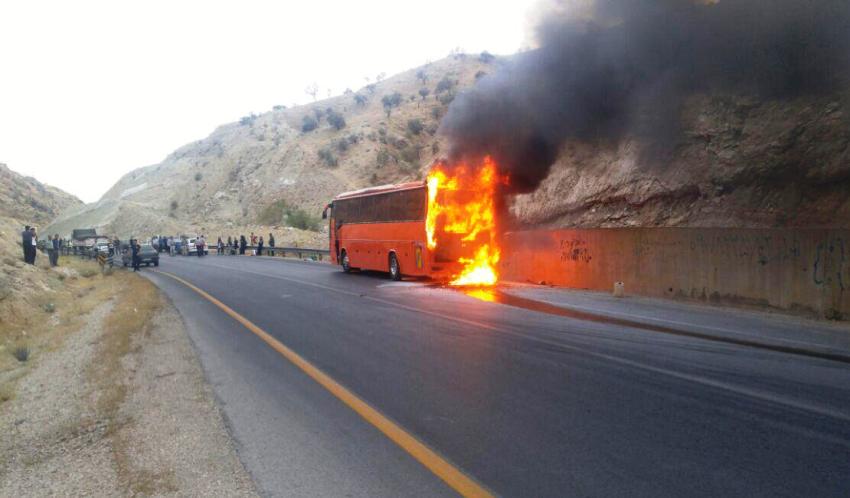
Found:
<box><xmin>0</xmin><ymin>257</ymin><xmax>121</xmax><ymax>405</ymax></box>
<box><xmin>85</xmin><ymin>274</ymin><xmax>177</xmax><ymax>494</ymax></box>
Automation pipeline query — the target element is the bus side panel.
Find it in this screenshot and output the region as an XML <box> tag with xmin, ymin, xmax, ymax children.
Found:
<box><xmin>336</xmin><ymin>221</ymin><xmax>429</xmax><ymax>276</ymax></box>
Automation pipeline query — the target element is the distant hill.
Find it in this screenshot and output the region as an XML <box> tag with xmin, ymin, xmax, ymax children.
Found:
<box><xmin>0</xmin><ymin>163</ymin><xmax>82</xmax><ymax>228</ymax></box>
<box><xmin>48</xmin><ymin>55</ymin><xmax>494</xmax><ymax>244</ymax></box>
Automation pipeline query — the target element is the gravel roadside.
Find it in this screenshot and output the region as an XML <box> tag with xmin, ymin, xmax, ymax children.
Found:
<box><xmin>0</xmin><ymin>282</ymin><xmax>258</xmax><ymax>496</ymax></box>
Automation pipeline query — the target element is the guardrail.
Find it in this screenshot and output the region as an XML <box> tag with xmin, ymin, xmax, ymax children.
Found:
<box><xmin>56</xmin><ymin>244</ymin><xmax>330</xmax><ymax>262</ymax></box>
<box><xmin>209</xmin><ymin>245</ymin><xmax>330</xmax><ymax>261</ymax></box>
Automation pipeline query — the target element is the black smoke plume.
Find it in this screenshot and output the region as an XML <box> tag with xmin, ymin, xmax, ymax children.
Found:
<box><xmin>439</xmin><ymin>0</ymin><xmax>850</xmax><ymax>194</ymax></box>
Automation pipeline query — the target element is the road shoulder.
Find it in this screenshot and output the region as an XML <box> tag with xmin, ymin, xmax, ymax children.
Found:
<box><xmin>0</xmin><ymin>272</ymin><xmax>257</xmax><ymax>496</ymax></box>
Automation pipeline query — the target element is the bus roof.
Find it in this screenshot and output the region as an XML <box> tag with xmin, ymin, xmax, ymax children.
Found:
<box><xmin>334</xmin><ymin>180</ymin><xmax>425</xmax><ymax>200</ymax></box>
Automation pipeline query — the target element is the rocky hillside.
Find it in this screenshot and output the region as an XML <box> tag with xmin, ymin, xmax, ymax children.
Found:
<box><xmin>0</xmin><ymin>163</ymin><xmax>82</xmax><ymax>330</ymax></box>
<box><xmin>512</xmin><ymin>94</ymin><xmax>850</xmax><ymax>228</ymax></box>
<box><xmin>47</xmin><ymin>55</ymin><xmax>495</xmax><ymax>244</ymax></box>
<box><xmin>0</xmin><ymin>163</ymin><xmax>82</xmax><ymax>228</ymax></box>
<box><xmin>49</xmin><ymin>53</ymin><xmax>848</xmax><ymax>242</ymax></box>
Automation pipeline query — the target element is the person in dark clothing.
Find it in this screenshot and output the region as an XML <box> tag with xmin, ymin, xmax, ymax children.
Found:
<box><xmin>256</xmin><ymin>236</ymin><xmax>264</xmax><ymax>256</ymax></box>
<box><xmin>21</xmin><ymin>225</ymin><xmax>32</xmax><ymax>264</ymax></box>
<box><xmin>131</xmin><ymin>239</ymin><xmax>141</xmax><ymax>272</ymax></box>
<box><xmin>239</xmin><ymin>235</ymin><xmax>247</xmax><ymax>255</ymax></box>
<box><xmin>49</xmin><ymin>233</ymin><xmax>60</xmax><ymax>266</ymax></box>
<box><xmin>268</xmin><ymin>233</ymin><xmax>275</xmax><ymax>256</ymax></box>
<box><xmin>28</xmin><ymin>227</ymin><xmax>38</xmax><ymax>265</ymax></box>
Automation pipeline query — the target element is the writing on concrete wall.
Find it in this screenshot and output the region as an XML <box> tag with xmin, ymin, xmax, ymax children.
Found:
<box><xmin>559</xmin><ymin>239</ymin><xmax>592</xmax><ymax>263</ymax></box>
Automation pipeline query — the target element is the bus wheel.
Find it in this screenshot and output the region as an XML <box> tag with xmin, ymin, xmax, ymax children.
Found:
<box><xmin>341</xmin><ymin>251</ymin><xmax>352</xmax><ymax>273</ymax></box>
<box><xmin>389</xmin><ymin>253</ymin><xmax>401</xmax><ymax>281</ymax></box>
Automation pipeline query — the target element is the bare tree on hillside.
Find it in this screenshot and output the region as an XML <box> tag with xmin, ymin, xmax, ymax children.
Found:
<box><xmin>305</xmin><ymin>82</ymin><xmax>319</xmax><ymax>101</ymax></box>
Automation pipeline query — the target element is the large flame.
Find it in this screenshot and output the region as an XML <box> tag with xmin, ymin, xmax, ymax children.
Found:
<box><xmin>426</xmin><ymin>157</ymin><xmax>502</xmax><ymax>286</ymax></box>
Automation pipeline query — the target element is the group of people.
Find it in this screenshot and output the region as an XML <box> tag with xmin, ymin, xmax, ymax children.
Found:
<box><xmin>20</xmin><ymin>226</ymin><xmax>63</xmax><ymax>267</ymax></box>
<box><xmin>215</xmin><ymin>232</ymin><xmax>275</xmax><ymax>256</ymax></box>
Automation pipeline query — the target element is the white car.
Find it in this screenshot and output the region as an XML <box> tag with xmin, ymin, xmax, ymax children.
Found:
<box><xmin>183</xmin><ymin>237</ymin><xmax>207</xmax><ymax>255</ymax></box>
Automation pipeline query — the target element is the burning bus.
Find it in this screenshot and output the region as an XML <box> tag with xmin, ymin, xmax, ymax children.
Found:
<box><xmin>323</xmin><ymin>157</ymin><xmax>502</xmax><ymax>286</ymax></box>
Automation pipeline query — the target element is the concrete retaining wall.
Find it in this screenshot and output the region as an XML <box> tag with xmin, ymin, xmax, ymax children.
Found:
<box><xmin>500</xmin><ymin>228</ymin><xmax>850</xmax><ymax>319</ymax></box>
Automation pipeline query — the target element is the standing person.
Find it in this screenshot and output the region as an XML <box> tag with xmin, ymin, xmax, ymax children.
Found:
<box><xmin>239</xmin><ymin>235</ymin><xmax>247</xmax><ymax>255</ymax></box>
<box><xmin>268</xmin><ymin>232</ymin><xmax>275</xmax><ymax>257</ymax></box>
<box><xmin>132</xmin><ymin>239</ymin><xmax>141</xmax><ymax>272</ymax></box>
<box><xmin>217</xmin><ymin>237</ymin><xmax>224</xmax><ymax>255</ymax></box>
<box><xmin>196</xmin><ymin>236</ymin><xmax>205</xmax><ymax>257</ymax></box>
<box><xmin>30</xmin><ymin>227</ymin><xmax>38</xmax><ymax>265</ymax></box>
<box><xmin>250</xmin><ymin>232</ymin><xmax>257</xmax><ymax>254</ymax></box>
<box><xmin>21</xmin><ymin>225</ymin><xmax>32</xmax><ymax>264</ymax></box>
<box><xmin>46</xmin><ymin>235</ymin><xmax>55</xmax><ymax>266</ymax></box>
<box><xmin>226</xmin><ymin>236</ymin><xmax>232</xmax><ymax>255</ymax></box>
<box><xmin>53</xmin><ymin>233</ymin><xmax>61</xmax><ymax>266</ymax></box>
<box><xmin>256</xmin><ymin>236</ymin><xmax>264</xmax><ymax>256</ymax></box>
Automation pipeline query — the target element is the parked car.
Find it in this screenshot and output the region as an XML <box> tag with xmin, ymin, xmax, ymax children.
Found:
<box><xmin>183</xmin><ymin>237</ymin><xmax>208</xmax><ymax>255</ymax></box>
<box><xmin>122</xmin><ymin>243</ymin><xmax>159</xmax><ymax>267</ymax></box>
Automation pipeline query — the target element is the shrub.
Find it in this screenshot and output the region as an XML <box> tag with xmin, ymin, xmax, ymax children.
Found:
<box><xmin>431</xmin><ymin>107</ymin><xmax>442</xmax><ymax>120</ymax></box>
<box><xmin>327</xmin><ymin>110</ymin><xmax>346</xmax><ymax>130</ymax></box>
<box><xmin>13</xmin><ymin>346</ymin><xmax>29</xmax><ymax>363</ymax></box>
<box><xmin>313</xmin><ymin>108</ymin><xmax>324</xmax><ymax>122</ymax></box>
<box><xmin>376</xmin><ymin>149</ymin><xmax>391</xmax><ymax>166</ymax></box>
<box><xmin>240</xmin><ymin>113</ymin><xmax>258</xmax><ymax>126</ymax></box>
<box><xmin>286</xmin><ymin>208</ymin><xmax>320</xmax><ymax>231</ymax></box>
<box><xmin>435</xmin><ymin>77</ymin><xmax>455</xmax><ymax>94</ymax></box>
<box><xmin>194</xmin><ymin>172</ymin><xmax>202</xmax><ymax>181</ymax></box>
<box><xmin>416</xmin><ymin>69</ymin><xmax>428</xmax><ymax>84</ymax></box>
<box><xmin>407</xmin><ymin>119</ymin><xmax>424</xmax><ymax>135</ymax></box>
<box><xmin>354</xmin><ymin>94</ymin><xmax>368</xmax><ymax>106</ymax></box>
<box><xmin>335</xmin><ymin>138</ymin><xmax>349</xmax><ymax>153</ymax></box>
<box><xmin>318</xmin><ymin>148</ymin><xmax>338</xmax><ymax>167</ymax></box>
<box><xmin>170</xmin><ymin>200</ymin><xmax>178</xmax><ymax>211</ymax></box>
<box><xmin>370</xmin><ymin>173</ymin><xmax>380</xmax><ymax>185</ymax></box>
<box><xmin>431</xmin><ymin>142</ymin><xmax>440</xmax><ymax>154</ymax></box>
<box><xmin>347</xmin><ymin>134</ymin><xmax>360</xmax><ymax>144</ymax></box>
<box><xmin>400</xmin><ymin>145</ymin><xmax>420</xmax><ymax>164</ymax></box>
<box><xmin>366</xmin><ymin>84</ymin><xmax>376</xmax><ymax>94</ymax></box>
<box><xmin>439</xmin><ymin>91</ymin><xmax>456</xmax><ymax>106</ymax></box>
<box><xmin>257</xmin><ymin>199</ymin><xmax>288</xmax><ymax>225</ymax></box>
<box><xmin>302</xmin><ymin>115</ymin><xmax>318</xmax><ymax>132</ymax></box>
<box><xmin>475</xmin><ymin>70</ymin><xmax>487</xmax><ymax>80</ymax></box>
<box><xmin>479</xmin><ymin>51</ymin><xmax>495</xmax><ymax>63</ymax></box>
<box><xmin>419</xmin><ymin>87</ymin><xmax>430</xmax><ymax>100</ymax></box>
<box><xmin>381</xmin><ymin>92</ymin><xmax>403</xmax><ymax>118</ymax></box>
<box><xmin>273</xmin><ymin>105</ymin><xmax>286</xmax><ymax>111</ymax></box>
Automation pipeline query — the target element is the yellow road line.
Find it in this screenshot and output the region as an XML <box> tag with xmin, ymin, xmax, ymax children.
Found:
<box><xmin>156</xmin><ymin>271</ymin><xmax>493</xmax><ymax>498</ymax></box>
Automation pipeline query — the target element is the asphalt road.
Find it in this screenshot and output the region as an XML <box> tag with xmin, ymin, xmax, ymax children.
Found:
<box><xmin>143</xmin><ymin>255</ymin><xmax>850</xmax><ymax>497</ymax></box>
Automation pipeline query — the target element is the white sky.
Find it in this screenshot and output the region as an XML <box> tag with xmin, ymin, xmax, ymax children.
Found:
<box><xmin>0</xmin><ymin>0</ymin><xmax>538</xmax><ymax>202</ymax></box>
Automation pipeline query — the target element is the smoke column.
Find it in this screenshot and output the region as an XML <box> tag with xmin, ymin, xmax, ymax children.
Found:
<box><xmin>439</xmin><ymin>0</ymin><xmax>850</xmax><ymax>194</ymax></box>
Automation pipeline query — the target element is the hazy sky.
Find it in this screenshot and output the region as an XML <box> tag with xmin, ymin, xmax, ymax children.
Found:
<box><xmin>0</xmin><ymin>0</ymin><xmax>538</xmax><ymax>202</ymax></box>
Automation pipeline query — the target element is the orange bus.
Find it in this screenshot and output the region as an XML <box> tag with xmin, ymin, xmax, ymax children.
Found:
<box><xmin>323</xmin><ymin>181</ymin><xmax>460</xmax><ymax>280</ymax></box>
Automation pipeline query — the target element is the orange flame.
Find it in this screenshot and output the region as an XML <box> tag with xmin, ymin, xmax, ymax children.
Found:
<box><xmin>426</xmin><ymin>157</ymin><xmax>502</xmax><ymax>286</ymax></box>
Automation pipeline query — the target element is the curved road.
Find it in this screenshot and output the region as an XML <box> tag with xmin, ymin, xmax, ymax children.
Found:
<box><xmin>143</xmin><ymin>255</ymin><xmax>850</xmax><ymax>497</ymax></box>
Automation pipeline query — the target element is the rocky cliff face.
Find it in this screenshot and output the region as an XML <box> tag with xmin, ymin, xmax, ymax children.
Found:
<box><xmin>511</xmin><ymin>93</ymin><xmax>850</xmax><ymax>229</ymax></box>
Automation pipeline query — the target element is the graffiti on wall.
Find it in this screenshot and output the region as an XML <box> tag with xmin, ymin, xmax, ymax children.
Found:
<box><xmin>559</xmin><ymin>238</ymin><xmax>592</xmax><ymax>263</ymax></box>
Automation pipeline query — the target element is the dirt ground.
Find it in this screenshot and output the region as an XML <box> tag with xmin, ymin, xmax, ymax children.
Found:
<box><xmin>0</xmin><ymin>263</ymin><xmax>257</xmax><ymax>496</ymax></box>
